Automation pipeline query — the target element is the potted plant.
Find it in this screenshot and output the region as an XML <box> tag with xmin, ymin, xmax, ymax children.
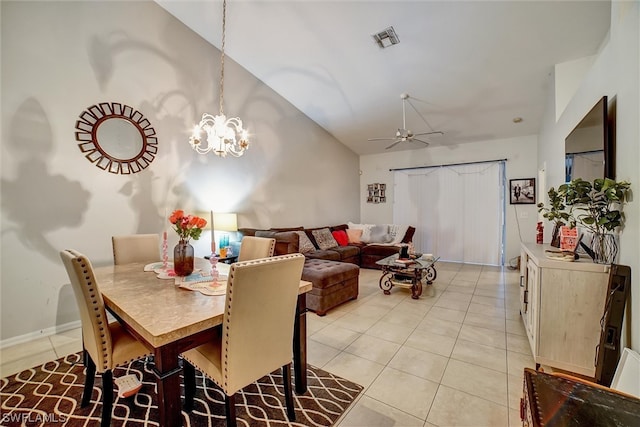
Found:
<box><xmin>537</xmin><ymin>187</ymin><xmax>572</xmax><ymax>247</ymax></box>
<box><xmin>557</xmin><ymin>177</ymin><xmax>631</xmax><ymax>263</ymax></box>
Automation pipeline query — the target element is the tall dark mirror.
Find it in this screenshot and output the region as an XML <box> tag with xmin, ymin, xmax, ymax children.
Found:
<box><xmin>565</xmin><ymin>96</ymin><xmax>615</xmax><ymax>182</ymax></box>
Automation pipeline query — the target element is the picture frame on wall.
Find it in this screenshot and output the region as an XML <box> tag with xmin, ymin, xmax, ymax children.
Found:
<box><xmin>510</xmin><ymin>178</ymin><xmax>536</xmax><ymax>205</ymax></box>
<box><xmin>366</xmin><ymin>182</ymin><xmax>387</xmax><ymax>203</ymax></box>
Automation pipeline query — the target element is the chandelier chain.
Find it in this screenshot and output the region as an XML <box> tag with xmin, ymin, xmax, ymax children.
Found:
<box><xmin>188</xmin><ymin>0</ymin><xmax>249</xmax><ymax>157</ymax></box>
<box><xmin>219</xmin><ymin>0</ymin><xmax>226</xmax><ymax>115</ymax></box>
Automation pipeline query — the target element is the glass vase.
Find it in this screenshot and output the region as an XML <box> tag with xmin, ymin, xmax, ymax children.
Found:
<box><xmin>174</xmin><ymin>240</ymin><xmax>194</xmax><ymax>276</ymax></box>
<box><xmin>590</xmin><ymin>233</ymin><xmax>618</xmax><ymax>264</ymax></box>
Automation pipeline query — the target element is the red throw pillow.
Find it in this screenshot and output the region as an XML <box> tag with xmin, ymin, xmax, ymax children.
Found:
<box><xmin>332</xmin><ymin>230</ymin><xmax>349</xmax><ymax>246</ymax></box>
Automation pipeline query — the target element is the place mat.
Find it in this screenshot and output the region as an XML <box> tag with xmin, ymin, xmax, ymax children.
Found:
<box><xmin>178</xmin><ymin>274</ymin><xmax>229</xmax><ymax>296</ymax></box>
<box><xmin>143</xmin><ymin>261</ymin><xmax>172</xmax><ymax>272</ymax></box>
<box><xmin>0</xmin><ymin>352</ymin><xmax>363</xmax><ymax>427</ymax></box>
<box><xmin>156</xmin><ymin>269</ymin><xmax>177</xmax><ymax>279</ymax></box>
<box><xmin>153</xmin><ymin>267</ymin><xmax>202</xmax><ymax>280</ymax></box>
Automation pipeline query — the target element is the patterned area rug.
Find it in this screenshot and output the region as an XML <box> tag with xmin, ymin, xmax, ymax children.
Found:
<box><xmin>0</xmin><ymin>352</ymin><xmax>362</xmax><ymax>426</ymax></box>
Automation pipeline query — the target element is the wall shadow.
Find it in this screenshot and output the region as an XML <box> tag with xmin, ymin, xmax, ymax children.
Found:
<box><xmin>1</xmin><ymin>98</ymin><xmax>91</xmax><ymax>263</ymax></box>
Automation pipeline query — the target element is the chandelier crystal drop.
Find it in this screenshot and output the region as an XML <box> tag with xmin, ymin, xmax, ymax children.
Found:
<box><xmin>189</xmin><ymin>0</ymin><xmax>249</xmax><ymax>157</ymax></box>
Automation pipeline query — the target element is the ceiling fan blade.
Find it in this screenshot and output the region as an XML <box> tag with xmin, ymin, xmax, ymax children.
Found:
<box><xmin>413</xmin><ymin>131</ymin><xmax>444</xmax><ymax>137</ymax></box>
<box><xmin>374</xmin><ymin>94</ymin><xmax>441</xmax><ymax>149</ymax></box>
<box><xmin>385</xmin><ymin>140</ymin><xmax>402</xmax><ymax>149</ymax></box>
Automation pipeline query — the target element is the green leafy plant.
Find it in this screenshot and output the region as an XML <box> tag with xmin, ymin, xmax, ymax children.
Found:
<box><xmin>537</xmin><ymin>187</ymin><xmax>573</xmax><ymax>247</ymax></box>
<box><xmin>537</xmin><ymin>187</ymin><xmax>572</xmax><ymax>227</ymax></box>
<box><xmin>558</xmin><ymin>178</ymin><xmax>631</xmax><ymax>235</ymax></box>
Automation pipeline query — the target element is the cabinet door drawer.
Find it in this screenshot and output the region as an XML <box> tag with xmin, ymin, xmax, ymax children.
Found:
<box><xmin>537</xmin><ymin>268</ymin><xmax>608</xmax><ymax>376</ymax></box>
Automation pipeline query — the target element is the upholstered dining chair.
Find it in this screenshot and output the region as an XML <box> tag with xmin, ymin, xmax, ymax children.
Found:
<box><xmin>112</xmin><ymin>233</ymin><xmax>160</xmax><ymax>265</ymax></box>
<box><xmin>237</xmin><ymin>236</ymin><xmax>276</xmax><ymax>262</ymax></box>
<box><xmin>60</xmin><ymin>249</ymin><xmax>151</xmax><ymax>427</ymax></box>
<box><xmin>182</xmin><ymin>253</ymin><xmax>306</xmax><ymax>427</ymax></box>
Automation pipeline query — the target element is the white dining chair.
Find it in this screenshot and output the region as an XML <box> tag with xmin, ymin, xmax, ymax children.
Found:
<box><xmin>112</xmin><ymin>233</ymin><xmax>160</xmax><ymax>265</ymax></box>
<box><xmin>237</xmin><ymin>236</ymin><xmax>276</xmax><ymax>262</ymax></box>
<box><xmin>60</xmin><ymin>249</ymin><xmax>151</xmax><ymax>427</ymax></box>
<box><xmin>182</xmin><ymin>253</ymin><xmax>305</xmax><ymax>427</ymax></box>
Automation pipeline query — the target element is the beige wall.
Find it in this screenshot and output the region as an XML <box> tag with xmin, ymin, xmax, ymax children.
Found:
<box><xmin>0</xmin><ymin>1</ymin><xmax>359</xmax><ymax>343</ymax></box>
<box><xmin>538</xmin><ymin>0</ymin><xmax>639</xmax><ymax>350</ymax></box>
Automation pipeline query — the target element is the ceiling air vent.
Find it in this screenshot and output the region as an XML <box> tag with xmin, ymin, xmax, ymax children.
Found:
<box><xmin>372</xmin><ymin>26</ymin><xmax>399</xmax><ymax>49</ymax></box>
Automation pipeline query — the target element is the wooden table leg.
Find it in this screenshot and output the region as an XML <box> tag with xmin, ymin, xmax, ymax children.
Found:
<box><xmin>293</xmin><ymin>294</ymin><xmax>307</xmax><ymax>394</ymax></box>
<box><xmin>411</xmin><ymin>269</ymin><xmax>421</xmax><ymax>299</ymax></box>
<box><xmin>153</xmin><ymin>346</ymin><xmax>183</xmax><ymax>427</ymax></box>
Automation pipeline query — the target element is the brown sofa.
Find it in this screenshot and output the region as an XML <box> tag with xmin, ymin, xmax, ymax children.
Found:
<box><xmin>302</xmin><ymin>258</ymin><xmax>359</xmax><ymax>315</ymax></box>
<box><xmin>238</xmin><ymin>224</ymin><xmax>415</xmax><ymax>269</ymax></box>
<box><xmin>236</xmin><ymin>224</ymin><xmax>414</xmax><ymax>315</ymax></box>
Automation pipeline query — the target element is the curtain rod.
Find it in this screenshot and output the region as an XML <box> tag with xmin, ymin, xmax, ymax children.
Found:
<box><xmin>567</xmin><ymin>150</ymin><xmax>604</xmax><ymax>156</ymax></box>
<box><xmin>389</xmin><ymin>158</ymin><xmax>507</xmax><ymax>172</ymax></box>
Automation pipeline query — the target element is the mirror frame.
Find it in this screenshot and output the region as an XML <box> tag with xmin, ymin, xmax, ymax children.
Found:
<box><xmin>75</xmin><ymin>102</ymin><xmax>158</xmax><ymax>174</ymax></box>
<box><xmin>564</xmin><ymin>96</ymin><xmax>615</xmax><ymax>182</ymax></box>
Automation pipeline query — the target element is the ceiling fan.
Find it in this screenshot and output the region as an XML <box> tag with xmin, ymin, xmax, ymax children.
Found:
<box><xmin>368</xmin><ymin>93</ymin><xmax>443</xmax><ymax>149</ymax></box>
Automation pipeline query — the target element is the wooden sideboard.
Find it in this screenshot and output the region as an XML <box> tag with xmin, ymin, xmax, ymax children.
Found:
<box><xmin>519</xmin><ymin>242</ymin><xmax>610</xmax><ymax>377</ymax></box>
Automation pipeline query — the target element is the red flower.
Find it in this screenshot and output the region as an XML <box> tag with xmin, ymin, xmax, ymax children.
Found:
<box><xmin>169</xmin><ymin>210</ymin><xmax>184</xmax><ymax>224</ymax></box>
<box><xmin>169</xmin><ymin>210</ymin><xmax>207</xmax><ymax>242</ymax></box>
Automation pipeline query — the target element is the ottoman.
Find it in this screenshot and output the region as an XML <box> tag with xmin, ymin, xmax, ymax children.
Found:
<box><xmin>302</xmin><ymin>259</ymin><xmax>359</xmax><ymax>316</ymax></box>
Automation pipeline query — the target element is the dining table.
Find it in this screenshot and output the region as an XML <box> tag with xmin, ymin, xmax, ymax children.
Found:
<box><xmin>94</xmin><ymin>258</ymin><xmax>312</xmax><ymax>427</ymax></box>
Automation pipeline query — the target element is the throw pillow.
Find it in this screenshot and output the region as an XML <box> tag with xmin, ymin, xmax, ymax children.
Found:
<box><xmin>368</xmin><ymin>225</ymin><xmax>393</xmax><ymax>243</ymax></box>
<box><xmin>346</xmin><ymin>228</ymin><xmax>363</xmax><ymax>243</ymax></box>
<box><xmin>347</xmin><ymin>221</ymin><xmax>375</xmax><ymax>231</ymax></box>
<box><xmin>358</xmin><ymin>224</ymin><xmax>380</xmax><ymax>243</ymax></box>
<box><xmin>294</xmin><ymin>231</ymin><xmax>316</xmax><ymax>254</ymax></box>
<box><xmin>332</xmin><ymin>230</ymin><xmax>349</xmax><ymax>246</ymax></box>
<box><xmin>312</xmin><ymin>228</ymin><xmax>338</xmax><ymax>250</ymax></box>
<box><xmin>387</xmin><ymin>224</ymin><xmax>410</xmax><ymax>244</ymax></box>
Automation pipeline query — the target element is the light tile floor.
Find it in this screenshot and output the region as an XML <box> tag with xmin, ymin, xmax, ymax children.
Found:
<box><xmin>321</xmin><ymin>263</ymin><xmax>535</xmax><ymax>427</ymax></box>
<box><xmin>0</xmin><ymin>262</ymin><xmax>534</xmax><ymax>426</ymax></box>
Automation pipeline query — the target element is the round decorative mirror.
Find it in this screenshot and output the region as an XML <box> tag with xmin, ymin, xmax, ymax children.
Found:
<box><xmin>75</xmin><ymin>102</ymin><xmax>158</xmax><ymax>174</ymax></box>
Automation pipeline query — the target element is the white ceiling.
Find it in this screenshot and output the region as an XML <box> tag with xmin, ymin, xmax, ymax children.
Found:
<box><xmin>155</xmin><ymin>0</ymin><xmax>611</xmax><ymax>155</ymax></box>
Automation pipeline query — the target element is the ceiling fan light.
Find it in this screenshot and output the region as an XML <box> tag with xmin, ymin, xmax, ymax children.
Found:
<box><xmin>368</xmin><ymin>92</ymin><xmax>443</xmax><ymax>150</ymax></box>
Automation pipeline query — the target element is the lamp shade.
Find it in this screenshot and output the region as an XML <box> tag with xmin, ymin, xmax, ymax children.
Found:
<box><xmin>213</xmin><ymin>213</ymin><xmax>238</xmax><ymax>232</ymax></box>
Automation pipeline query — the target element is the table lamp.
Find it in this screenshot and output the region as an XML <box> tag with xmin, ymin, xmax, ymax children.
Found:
<box><xmin>213</xmin><ymin>212</ymin><xmax>238</xmax><ymax>255</ymax></box>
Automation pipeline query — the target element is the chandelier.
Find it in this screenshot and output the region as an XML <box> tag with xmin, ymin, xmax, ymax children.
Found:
<box><xmin>189</xmin><ymin>0</ymin><xmax>249</xmax><ymax>157</ymax></box>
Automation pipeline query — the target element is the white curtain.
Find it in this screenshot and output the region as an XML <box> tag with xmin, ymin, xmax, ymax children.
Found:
<box><xmin>393</xmin><ymin>161</ymin><xmax>504</xmax><ymax>265</ymax></box>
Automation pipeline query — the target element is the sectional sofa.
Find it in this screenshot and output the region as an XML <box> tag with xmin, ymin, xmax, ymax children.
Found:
<box><xmin>237</xmin><ymin>223</ymin><xmax>415</xmax><ymax>315</ymax></box>
<box><xmin>238</xmin><ymin>223</ymin><xmax>415</xmax><ymax>269</ymax></box>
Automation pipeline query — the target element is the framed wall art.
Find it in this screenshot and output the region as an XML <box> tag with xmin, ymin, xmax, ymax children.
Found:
<box><xmin>367</xmin><ymin>183</ymin><xmax>386</xmax><ymax>203</ymax></box>
<box><xmin>75</xmin><ymin>102</ymin><xmax>158</xmax><ymax>174</ymax></box>
<box><xmin>509</xmin><ymin>178</ymin><xmax>536</xmax><ymax>205</ymax></box>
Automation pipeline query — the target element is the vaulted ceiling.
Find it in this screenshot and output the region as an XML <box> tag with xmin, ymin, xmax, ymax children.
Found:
<box><xmin>156</xmin><ymin>0</ymin><xmax>611</xmax><ymax>155</ymax></box>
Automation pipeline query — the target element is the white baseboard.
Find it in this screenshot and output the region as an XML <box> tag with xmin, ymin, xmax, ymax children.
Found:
<box><xmin>0</xmin><ymin>320</ymin><xmax>82</xmax><ymax>350</ymax></box>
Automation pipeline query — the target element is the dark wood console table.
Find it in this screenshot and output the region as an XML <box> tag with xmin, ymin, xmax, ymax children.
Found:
<box><xmin>521</xmin><ymin>368</ymin><xmax>640</xmax><ymax>426</ymax></box>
